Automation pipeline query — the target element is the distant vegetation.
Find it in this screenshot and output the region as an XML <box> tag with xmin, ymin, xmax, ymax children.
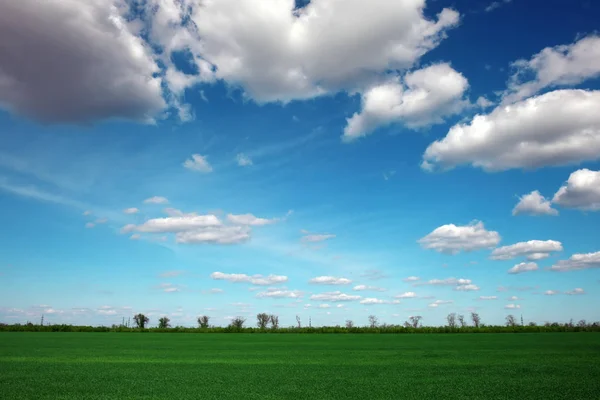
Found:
<box><xmin>1</xmin><ymin>312</ymin><xmax>599</xmax><ymax>333</ymax></box>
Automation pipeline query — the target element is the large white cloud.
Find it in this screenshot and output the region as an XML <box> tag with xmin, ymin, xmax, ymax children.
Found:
<box><xmin>418</xmin><ymin>221</ymin><xmax>501</xmax><ymax>254</ymax></box>
<box><xmin>490</xmin><ymin>240</ymin><xmax>563</xmax><ymax>261</ymax></box>
<box><xmin>422</xmin><ymin>90</ymin><xmax>600</xmax><ymax>171</ymax></box>
<box><xmin>343</xmin><ymin>63</ymin><xmax>469</xmax><ymax>140</ymax></box>
<box><xmin>512</xmin><ymin>191</ymin><xmax>558</xmax><ymax>216</ymax></box>
<box><xmin>503</xmin><ymin>35</ymin><xmax>600</xmax><ymax>104</ymax></box>
<box><xmin>550</xmin><ymin>251</ymin><xmax>600</xmax><ymax>272</ymax></box>
<box><xmin>0</xmin><ymin>0</ymin><xmax>166</xmax><ymax>123</ymax></box>
<box><xmin>552</xmin><ymin>169</ymin><xmax>600</xmax><ymax>211</ymax></box>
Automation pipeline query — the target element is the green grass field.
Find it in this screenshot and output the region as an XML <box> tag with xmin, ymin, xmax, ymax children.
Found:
<box><xmin>1</xmin><ymin>333</ymin><xmax>599</xmax><ymax>399</ymax></box>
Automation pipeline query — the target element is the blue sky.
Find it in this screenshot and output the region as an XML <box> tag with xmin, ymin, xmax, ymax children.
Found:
<box><xmin>1</xmin><ymin>0</ymin><xmax>599</xmax><ymax>327</ymax></box>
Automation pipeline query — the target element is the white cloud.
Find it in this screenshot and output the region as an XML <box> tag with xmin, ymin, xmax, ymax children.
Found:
<box><xmin>476</xmin><ymin>96</ymin><xmax>494</xmax><ymax>109</ymax></box>
<box><xmin>310</xmin><ymin>291</ymin><xmax>361</xmax><ymax>302</ymax></box>
<box><xmin>309</xmin><ymin>276</ymin><xmax>352</xmax><ymax>285</ymax></box>
<box><xmin>129</xmin><ymin>234</ymin><xmax>141</xmax><ymax>240</ymax></box>
<box><xmin>95</xmin><ymin>218</ymin><xmax>108</xmax><ymax>224</ymax></box>
<box><xmin>183</xmin><ymin>154</ymin><xmax>213</xmax><ymax>173</ymax></box>
<box><xmin>123</xmin><ymin>207</ymin><xmax>140</xmax><ymax>215</ymax></box>
<box><xmin>0</xmin><ymin>0</ymin><xmax>166</xmax><ymax>123</ymax></box>
<box><xmin>485</xmin><ymin>0</ymin><xmax>512</xmax><ymax>13</ymax></box>
<box><xmin>503</xmin><ymin>35</ymin><xmax>600</xmax><ymax>104</ymax></box>
<box><xmin>552</xmin><ymin>169</ymin><xmax>600</xmax><ymax>211</ymax></box>
<box><xmin>301</xmin><ymin>233</ymin><xmax>336</xmax><ymax>243</ymax></box>
<box><xmin>343</xmin><ymin>63</ymin><xmax>469</xmax><ymax>141</ymax></box>
<box><xmin>210</xmin><ymin>272</ymin><xmax>288</xmax><ymax>286</ymax></box>
<box><xmin>395</xmin><ymin>292</ymin><xmax>417</xmax><ymax>299</ymax></box>
<box><xmin>353</xmin><ymin>285</ymin><xmax>386</xmax><ymax>292</ymax></box>
<box><xmin>159</xmin><ymin>283</ymin><xmax>183</xmax><ymax>293</ymax></box>
<box><xmin>422</xmin><ymin>90</ymin><xmax>600</xmax><ymax>171</ymax></box>
<box><xmin>505</xmin><ymin>304</ymin><xmax>521</xmax><ymax>309</ymax></box>
<box><xmin>508</xmin><ymin>262</ymin><xmax>539</xmax><ymax>274</ymax></box>
<box><xmin>160</xmin><ymin>270</ymin><xmax>185</xmax><ymax>278</ymax></box>
<box><xmin>491</xmin><ymin>240</ymin><xmax>563</xmax><ymax>261</ymax></box>
<box><xmin>318</xmin><ymin>304</ymin><xmax>331</xmax><ymax>309</ymax></box>
<box><xmin>565</xmin><ymin>288</ymin><xmax>585</xmax><ymax>295</ymax></box>
<box><xmin>512</xmin><ymin>191</ymin><xmax>558</xmax><ymax>216</ymax></box>
<box><xmin>478</xmin><ymin>296</ymin><xmax>497</xmax><ymax>300</ymax></box>
<box><xmin>122</xmin><ymin>214</ymin><xmax>221</xmax><ymax>234</ymax></box>
<box><xmin>508</xmin><ymin>296</ymin><xmax>519</xmax><ymax>301</ymax></box>
<box><xmin>544</xmin><ymin>290</ymin><xmax>560</xmax><ymax>296</ymax></box>
<box><xmin>177</xmin><ymin>226</ymin><xmax>251</xmax><ymax>245</ymax></box>
<box><xmin>360</xmin><ymin>298</ymin><xmax>388</xmax><ymax>305</ymax></box>
<box><xmin>454</xmin><ymin>284</ymin><xmax>480</xmax><ymax>291</ymax></box>
<box><xmin>550</xmin><ymin>251</ymin><xmax>600</xmax><ymax>272</ymax></box>
<box><xmin>83</xmin><ymin>210</ymin><xmax>92</xmax><ymax>216</ymax></box>
<box><xmin>85</xmin><ymin>222</ymin><xmax>95</xmax><ymax>229</ymax></box>
<box><xmin>403</xmin><ymin>276</ymin><xmax>420</xmax><ymax>282</ymax></box>
<box><xmin>226</xmin><ymin>214</ymin><xmax>277</xmax><ymax>226</ymax></box>
<box><xmin>418</xmin><ymin>221</ymin><xmax>501</xmax><ymax>254</ymax></box>
<box><xmin>236</xmin><ymin>153</ymin><xmax>253</xmax><ymax>167</ymax></box>
<box><xmin>428</xmin><ymin>300</ymin><xmax>453</xmax><ymax>308</ymax></box>
<box><xmin>416</xmin><ymin>277</ymin><xmax>473</xmax><ymax>286</ymax></box>
<box><xmin>256</xmin><ymin>289</ymin><xmax>303</xmax><ymax>299</ymax></box>
<box><xmin>144</xmin><ymin>196</ymin><xmax>169</xmax><ymax>204</ymax></box>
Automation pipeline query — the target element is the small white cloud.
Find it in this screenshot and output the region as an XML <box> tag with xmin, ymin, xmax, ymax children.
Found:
<box><xmin>476</xmin><ymin>96</ymin><xmax>494</xmax><ymax>109</ymax></box>
<box><xmin>544</xmin><ymin>290</ymin><xmax>560</xmax><ymax>296</ymax></box>
<box><xmin>83</xmin><ymin>210</ymin><xmax>92</xmax><ymax>216</ymax></box>
<box><xmin>395</xmin><ymin>292</ymin><xmax>417</xmax><ymax>299</ymax></box>
<box><xmin>310</xmin><ymin>291</ymin><xmax>361</xmax><ymax>302</ymax></box>
<box><xmin>418</xmin><ymin>221</ymin><xmax>501</xmax><ymax>254</ymax></box>
<box><xmin>454</xmin><ymin>284</ymin><xmax>480</xmax><ymax>291</ymax></box>
<box><xmin>550</xmin><ymin>251</ymin><xmax>600</xmax><ymax>272</ymax></box>
<box><xmin>505</xmin><ymin>304</ymin><xmax>521</xmax><ymax>309</ymax></box>
<box><xmin>491</xmin><ymin>240</ymin><xmax>563</xmax><ymax>261</ymax></box>
<box><xmin>352</xmin><ymin>285</ymin><xmax>386</xmax><ymax>292</ymax></box>
<box><xmin>403</xmin><ymin>276</ymin><xmax>420</xmax><ymax>282</ymax></box>
<box><xmin>360</xmin><ymin>298</ymin><xmax>388</xmax><ymax>305</ymax></box>
<box><xmin>428</xmin><ymin>300</ymin><xmax>453</xmax><ymax>308</ymax></box>
<box><xmin>415</xmin><ymin>277</ymin><xmax>473</xmax><ymax>287</ymax></box>
<box><xmin>565</xmin><ymin>288</ymin><xmax>585</xmax><ymax>295</ymax></box>
<box><xmin>552</xmin><ymin>169</ymin><xmax>600</xmax><ymax>211</ymax></box>
<box><xmin>309</xmin><ymin>276</ymin><xmax>352</xmax><ymax>285</ymax></box>
<box><xmin>478</xmin><ymin>296</ymin><xmax>497</xmax><ymax>300</ymax></box>
<box><xmin>183</xmin><ymin>154</ymin><xmax>213</xmax><ymax>173</ymax></box>
<box><xmin>85</xmin><ymin>222</ymin><xmax>95</xmax><ymax>229</ymax></box>
<box><xmin>144</xmin><ymin>196</ymin><xmax>169</xmax><ymax>204</ymax></box>
<box><xmin>226</xmin><ymin>213</ymin><xmax>277</xmax><ymax>226</ymax></box>
<box><xmin>122</xmin><ymin>215</ymin><xmax>221</xmax><ymax>233</ymax></box>
<box><xmin>318</xmin><ymin>304</ymin><xmax>331</xmax><ymax>308</ymax></box>
<box><xmin>256</xmin><ymin>289</ymin><xmax>303</xmax><ymax>299</ymax></box>
<box><xmin>124</xmin><ymin>207</ymin><xmax>139</xmax><ymax>214</ymax></box>
<box><xmin>508</xmin><ymin>296</ymin><xmax>519</xmax><ymax>301</ymax></box>
<box><xmin>129</xmin><ymin>234</ymin><xmax>141</xmax><ymax>240</ymax></box>
<box><xmin>512</xmin><ymin>191</ymin><xmax>558</xmax><ymax>216</ymax></box>
<box><xmin>95</xmin><ymin>218</ymin><xmax>108</xmax><ymax>224</ymax></box>
<box><xmin>211</xmin><ymin>272</ymin><xmax>288</xmax><ymax>286</ymax></box>
<box><xmin>236</xmin><ymin>153</ymin><xmax>253</xmax><ymax>167</ymax></box>
<box><xmin>160</xmin><ymin>270</ymin><xmax>185</xmax><ymax>278</ymax></box>
<box><xmin>508</xmin><ymin>262</ymin><xmax>539</xmax><ymax>274</ymax></box>
<box><xmin>301</xmin><ymin>233</ymin><xmax>336</xmax><ymax>243</ymax></box>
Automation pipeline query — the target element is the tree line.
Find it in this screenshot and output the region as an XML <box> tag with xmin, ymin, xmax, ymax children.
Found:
<box><xmin>1</xmin><ymin>311</ymin><xmax>599</xmax><ymax>333</ymax></box>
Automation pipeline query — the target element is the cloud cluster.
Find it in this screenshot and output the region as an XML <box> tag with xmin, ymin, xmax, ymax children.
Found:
<box><xmin>419</xmin><ymin>221</ymin><xmax>501</xmax><ymax>254</ymax></box>
<box><xmin>491</xmin><ymin>240</ymin><xmax>563</xmax><ymax>261</ymax></box>
<box><xmin>550</xmin><ymin>251</ymin><xmax>600</xmax><ymax>272</ymax></box>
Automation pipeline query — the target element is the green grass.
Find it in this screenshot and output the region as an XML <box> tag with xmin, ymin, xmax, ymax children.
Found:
<box><xmin>1</xmin><ymin>333</ymin><xmax>599</xmax><ymax>399</ymax></box>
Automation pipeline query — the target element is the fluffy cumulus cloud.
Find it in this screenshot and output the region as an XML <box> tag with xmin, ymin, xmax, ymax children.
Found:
<box><xmin>490</xmin><ymin>240</ymin><xmax>563</xmax><ymax>261</ymax></box>
<box><xmin>255</xmin><ymin>288</ymin><xmax>303</xmax><ymax>299</ymax></box>
<box><xmin>309</xmin><ymin>276</ymin><xmax>352</xmax><ymax>285</ymax></box>
<box><xmin>418</xmin><ymin>221</ymin><xmax>501</xmax><ymax>254</ymax></box>
<box><xmin>183</xmin><ymin>154</ymin><xmax>213</xmax><ymax>173</ymax></box>
<box><xmin>211</xmin><ymin>272</ymin><xmax>288</xmax><ymax>286</ymax></box>
<box><xmin>503</xmin><ymin>35</ymin><xmax>600</xmax><ymax>104</ymax></box>
<box><xmin>0</xmin><ymin>0</ymin><xmax>463</xmax><ymax>123</ymax></box>
<box><xmin>550</xmin><ymin>251</ymin><xmax>600</xmax><ymax>272</ymax></box>
<box><xmin>343</xmin><ymin>63</ymin><xmax>469</xmax><ymax>141</ymax></box>
<box><xmin>512</xmin><ymin>191</ymin><xmax>558</xmax><ymax>216</ymax></box>
<box><xmin>0</xmin><ymin>0</ymin><xmax>166</xmax><ymax>123</ymax></box>
<box><xmin>422</xmin><ymin>90</ymin><xmax>600</xmax><ymax>171</ymax></box>
<box><xmin>508</xmin><ymin>262</ymin><xmax>539</xmax><ymax>274</ymax></box>
<box><xmin>310</xmin><ymin>291</ymin><xmax>361</xmax><ymax>302</ymax></box>
<box><xmin>552</xmin><ymin>169</ymin><xmax>600</xmax><ymax>211</ymax></box>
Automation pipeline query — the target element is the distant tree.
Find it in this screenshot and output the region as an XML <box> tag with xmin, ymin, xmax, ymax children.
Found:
<box><xmin>257</xmin><ymin>313</ymin><xmax>270</xmax><ymax>329</ymax></box>
<box><xmin>528</xmin><ymin>322</ymin><xmax>537</xmax><ymax>327</ymax></box>
<box><xmin>505</xmin><ymin>314</ymin><xmax>517</xmax><ymax>327</ymax></box>
<box><xmin>368</xmin><ymin>315</ymin><xmax>378</xmax><ymax>328</ymax></box>
<box><xmin>296</xmin><ymin>315</ymin><xmax>301</xmax><ymax>328</ymax></box>
<box><xmin>458</xmin><ymin>314</ymin><xmax>466</xmax><ymax>328</ymax></box>
<box><xmin>471</xmin><ymin>312</ymin><xmax>481</xmax><ymax>328</ymax></box>
<box><xmin>446</xmin><ymin>313</ymin><xmax>457</xmax><ymax>328</ymax></box>
<box><xmin>229</xmin><ymin>317</ymin><xmax>245</xmax><ymax>329</ymax></box>
<box><xmin>158</xmin><ymin>317</ymin><xmax>170</xmax><ymax>329</ymax></box>
<box><xmin>133</xmin><ymin>313</ymin><xmax>149</xmax><ymax>329</ymax></box>
<box><xmin>577</xmin><ymin>319</ymin><xmax>587</xmax><ymax>328</ymax></box>
<box><xmin>345</xmin><ymin>319</ymin><xmax>354</xmax><ymax>329</ymax></box>
<box><xmin>197</xmin><ymin>315</ymin><xmax>210</xmax><ymax>328</ymax></box>
<box><xmin>410</xmin><ymin>316</ymin><xmax>422</xmax><ymax>328</ymax></box>
<box><xmin>269</xmin><ymin>314</ymin><xmax>279</xmax><ymax>329</ymax></box>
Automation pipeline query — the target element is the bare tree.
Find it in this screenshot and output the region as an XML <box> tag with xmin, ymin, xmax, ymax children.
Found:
<box><xmin>345</xmin><ymin>319</ymin><xmax>354</xmax><ymax>329</ymax></box>
<box><xmin>158</xmin><ymin>317</ymin><xmax>170</xmax><ymax>329</ymax></box>
<box><xmin>368</xmin><ymin>315</ymin><xmax>378</xmax><ymax>328</ymax></box>
<box><xmin>229</xmin><ymin>317</ymin><xmax>246</xmax><ymax>329</ymax></box>
<box><xmin>269</xmin><ymin>314</ymin><xmax>279</xmax><ymax>329</ymax></box>
<box><xmin>577</xmin><ymin>319</ymin><xmax>587</xmax><ymax>328</ymax></box>
<box><xmin>446</xmin><ymin>313</ymin><xmax>457</xmax><ymax>328</ymax></box>
<box><xmin>471</xmin><ymin>312</ymin><xmax>481</xmax><ymax>328</ymax></box>
<box><xmin>296</xmin><ymin>315</ymin><xmax>301</xmax><ymax>328</ymax></box>
<box><xmin>197</xmin><ymin>315</ymin><xmax>210</xmax><ymax>328</ymax></box>
<box><xmin>257</xmin><ymin>313</ymin><xmax>270</xmax><ymax>329</ymax></box>
<box><xmin>458</xmin><ymin>314</ymin><xmax>466</xmax><ymax>328</ymax></box>
<box><xmin>409</xmin><ymin>315</ymin><xmax>422</xmax><ymax>328</ymax></box>
<box><xmin>133</xmin><ymin>313</ymin><xmax>149</xmax><ymax>329</ymax></box>
<box><xmin>505</xmin><ymin>314</ymin><xmax>517</xmax><ymax>327</ymax></box>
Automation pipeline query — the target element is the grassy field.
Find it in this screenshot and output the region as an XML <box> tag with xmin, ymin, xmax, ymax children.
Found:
<box><xmin>1</xmin><ymin>333</ymin><xmax>599</xmax><ymax>399</ymax></box>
